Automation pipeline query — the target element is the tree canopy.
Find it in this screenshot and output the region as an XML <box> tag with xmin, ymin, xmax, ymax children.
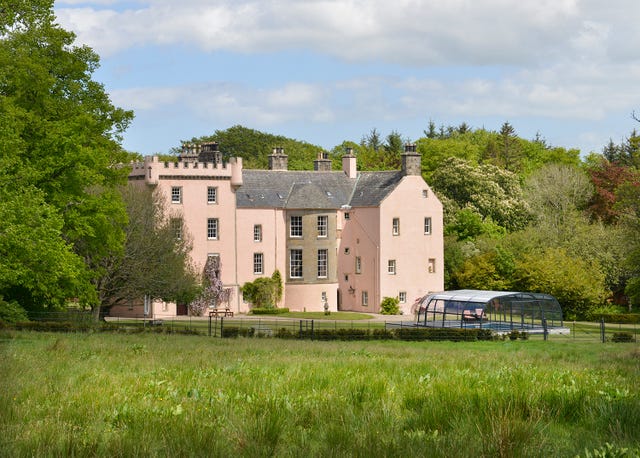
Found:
<box><xmin>0</xmin><ymin>0</ymin><xmax>133</xmax><ymax>314</ymax></box>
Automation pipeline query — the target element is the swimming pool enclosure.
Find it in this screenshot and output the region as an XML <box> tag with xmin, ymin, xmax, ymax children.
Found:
<box><xmin>415</xmin><ymin>290</ymin><xmax>565</xmax><ymax>333</ymax></box>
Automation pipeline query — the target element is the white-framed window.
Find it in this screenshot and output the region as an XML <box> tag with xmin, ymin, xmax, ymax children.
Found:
<box><xmin>392</xmin><ymin>217</ymin><xmax>400</xmax><ymax>236</ymax></box>
<box><xmin>388</xmin><ymin>259</ymin><xmax>396</xmax><ymax>275</ymax></box>
<box><xmin>317</xmin><ymin>215</ymin><xmax>328</xmax><ymax>237</ymax></box>
<box><xmin>290</xmin><ymin>249</ymin><xmax>303</xmax><ymax>278</ymax></box>
<box><xmin>362</xmin><ymin>291</ymin><xmax>368</xmax><ymax>306</ymax></box>
<box><xmin>207</xmin><ymin>186</ymin><xmax>217</xmax><ymax>204</ymax></box>
<box><xmin>344</xmin><ymin>247</ymin><xmax>350</xmax><ymax>255</ymax></box>
<box><xmin>424</xmin><ymin>217</ymin><xmax>432</xmax><ymax>235</ymax></box>
<box><xmin>207</xmin><ymin>218</ymin><xmax>219</xmax><ymax>240</ymax></box>
<box><xmin>344</xmin><ymin>212</ymin><xmax>350</xmax><ymax>220</ymax></box>
<box><xmin>399</xmin><ymin>292</ymin><xmax>407</xmax><ymax>303</ymax></box>
<box><xmin>422</xmin><ymin>189</ymin><xmax>429</xmax><ymax>198</ymax></box>
<box><xmin>254</xmin><ymin>224</ymin><xmax>262</xmax><ymax>242</ymax></box>
<box><xmin>317</xmin><ymin>249</ymin><xmax>328</xmax><ymax>278</ymax></box>
<box><xmin>171</xmin><ymin>186</ymin><xmax>182</xmax><ymax>204</ymax></box>
<box><xmin>170</xmin><ymin>218</ymin><xmax>182</xmax><ymax>240</ymax></box>
<box><xmin>428</xmin><ymin>258</ymin><xmax>436</xmax><ymax>273</ymax></box>
<box><xmin>290</xmin><ymin>215</ymin><xmax>302</xmax><ymax>237</ymax></box>
<box><xmin>253</xmin><ymin>253</ymin><xmax>263</xmax><ymax>275</ymax></box>
<box><xmin>355</xmin><ymin>256</ymin><xmax>362</xmax><ymax>274</ymax></box>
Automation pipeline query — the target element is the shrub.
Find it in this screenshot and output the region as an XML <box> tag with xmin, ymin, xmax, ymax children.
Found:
<box><xmin>0</xmin><ymin>298</ymin><xmax>29</xmax><ymax>324</ymax></box>
<box><xmin>611</xmin><ymin>332</ymin><xmax>635</xmax><ymax>343</ymax></box>
<box><xmin>380</xmin><ymin>297</ymin><xmax>400</xmax><ymax>315</ymax></box>
<box><xmin>250</xmin><ymin>308</ymin><xmax>289</xmax><ymax>315</ymax></box>
<box><xmin>221</xmin><ymin>326</ymin><xmax>240</xmax><ymax>338</ymax></box>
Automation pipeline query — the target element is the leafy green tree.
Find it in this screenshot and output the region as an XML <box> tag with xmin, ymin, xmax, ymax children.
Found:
<box><xmin>615</xmin><ymin>181</ymin><xmax>640</xmax><ymax>307</ymax></box>
<box><xmin>242</xmin><ymin>276</ymin><xmax>279</xmax><ymax>309</ymax></box>
<box><xmin>0</xmin><ymin>0</ymin><xmax>133</xmax><ymax>313</ymax></box>
<box><xmin>430</xmin><ymin>157</ymin><xmax>531</xmax><ymax>233</ymax></box>
<box><xmin>271</xmin><ymin>270</ymin><xmax>283</xmax><ymax>306</ymax></box>
<box><xmin>191</xmin><ymin>125</ymin><xmax>321</xmax><ymax>170</ymax></box>
<box><xmin>512</xmin><ymin>248</ymin><xmax>609</xmax><ymax>319</ymax></box>
<box><xmin>97</xmin><ymin>186</ymin><xmax>199</xmax><ymax>318</ymax></box>
<box><xmin>483</xmin><ymin>122</ymin><xmax>523</xmax><ymax>172</ymax></box>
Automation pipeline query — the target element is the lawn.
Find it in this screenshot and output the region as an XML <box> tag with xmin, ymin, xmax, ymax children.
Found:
<box><xmin>1</xmin><ymin>331</ymin><xmax>639</xmax><ymax>457</ymax></box>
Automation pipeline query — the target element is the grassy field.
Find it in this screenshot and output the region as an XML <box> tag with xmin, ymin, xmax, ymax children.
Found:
<box><xmin>1</xmin><ymin>331</ymin><xmax>639</xmax><ymax>457</ymax></box>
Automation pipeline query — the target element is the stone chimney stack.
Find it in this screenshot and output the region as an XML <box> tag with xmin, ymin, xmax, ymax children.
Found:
<box><xmin>199</xmin><ymin>142</ymin><xmax>222</xmax><ymax>164</ymax></box>
<box><xmin>268</xmin><ymin>147</ymin><xmax>288</xmax><ymax>170</ymax></box>
<box><xmin>401</xmin><ymin>143</ymin><xmax>421</xmax><ymax>176</ymax></box>
<box><xmin>314</xmin><ymin>151</ymin><xmax>332</xmax><ymax>171</ymax></box>
<box><xmin>342</xmin><ymin>147</ymin><xmax>357</xmax><ymax>178</ymax></box>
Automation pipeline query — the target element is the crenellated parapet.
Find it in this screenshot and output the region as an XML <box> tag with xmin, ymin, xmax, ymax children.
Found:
<box><xmin>128</xmin><ymin>155</ymin><xmax>243</xmax><ymax>186</ymax></box>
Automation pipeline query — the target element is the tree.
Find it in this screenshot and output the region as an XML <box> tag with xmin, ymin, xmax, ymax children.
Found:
<box><xmin>587</xmin><ymin>159</ymin><xmax>639</xmax><ymax>224</ymax></box>
<box><xmin>97</xmin><ymin>186</ymin><xmax>199</xmax><ymax>318</ymax></box>
<box><xmin>241</xmin><ymin>271</ymin><xmax>283</xmax><ymax>309</ymax></box>
<box><xmin>0</xmin><ymin>1</ymin><xmax>133</xmax><ymax>313</ymax></box>
<box><xmin>512</xmin><ymin>248</ymin><xmax>608</xmax><ymax>319</ymax></box>
<box><xmin>430</xmin><ymin>157</ymin><xmax>531</xmax><ymax>233</ymax></box>
<box><xmin>483</xmin><ymin>122</ymin><xmax>523</xmax><ymax>172</ymax></box>
<box><xmin>525</xmin><ymin>163</ymin><xmax>593</xmax><ymax>235</ymax></box>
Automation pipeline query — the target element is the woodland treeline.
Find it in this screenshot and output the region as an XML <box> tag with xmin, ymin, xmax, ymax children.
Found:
<box><xmin>1</xmin><ymin>1</ymin><xmax>638</xmax><ymax>322</ymax></box>
<box><xmin>192</xmin><ymin>123</ymin><xmax>640</xmax><ymax>319</ymax></box>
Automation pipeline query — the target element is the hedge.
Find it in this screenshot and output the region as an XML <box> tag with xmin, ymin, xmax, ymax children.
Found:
<box><xmin>250</xmin><ymin>308</ymin><xmax>290</xmax><ymax>315</ymax></box>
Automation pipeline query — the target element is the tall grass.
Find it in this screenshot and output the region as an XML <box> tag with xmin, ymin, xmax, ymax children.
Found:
<box><xmin>1</xmin><ymin>332</ymin><xmax>639</xmax><ymax>457</ymax></box>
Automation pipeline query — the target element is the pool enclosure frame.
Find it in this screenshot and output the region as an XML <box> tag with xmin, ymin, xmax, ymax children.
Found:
<box><xmin>415</xmin><ymin>290</ymin><xmax>564</xmax><ymax>333</ymax></box>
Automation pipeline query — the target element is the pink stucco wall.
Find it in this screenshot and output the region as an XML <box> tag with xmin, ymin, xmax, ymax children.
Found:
<box><xmin>378</xmin><ymin>176</ymin><xmax>444</xmax><ymax>315</ymax></box>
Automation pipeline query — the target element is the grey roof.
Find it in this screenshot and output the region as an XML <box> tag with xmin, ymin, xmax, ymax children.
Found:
<box><xmin>425</xmin><ymin>290</ymin><xmax>557</xmax><ymax>304</ymax></box>
<box><xmin>236</xmin><ymin>170</ymin><xmax>406</xmax><ymax>209</ymax></box>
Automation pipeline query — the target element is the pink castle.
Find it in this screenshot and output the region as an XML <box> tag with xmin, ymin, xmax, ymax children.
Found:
<box><xmin>115</xmin><ymin>142</ymin><xmax>443</xmax><ymax>317</ymax></box>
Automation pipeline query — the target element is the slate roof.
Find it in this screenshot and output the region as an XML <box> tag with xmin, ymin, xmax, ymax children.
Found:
<box><xmin>236</xmin><ymin>170</ymin><xmax>406</xmax><ymax>209</ymax></box>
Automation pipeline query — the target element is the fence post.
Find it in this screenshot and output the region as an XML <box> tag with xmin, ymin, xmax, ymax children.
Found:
<box><xmin>220</xmin><ymin>317</ymin><xmax>224</xmax><ymax>338</ymax></box>
<box><xmin>208</xmin><ymin>313</ymin><xmax>212</xmax><ymax>337</ymax></box>
<box><xmin>600</xmin><ymin>318</ymin><xmax>606</xmax><ymax>343</ymax></box>
<box><xmin>311</xmin><ymin>319</ymin><xmax>314</xmax><ymax>341</ymax></box>
<box><xmin>542</xmin><ymin>318</ymin><xmax>548</xmax><ymax>341</ymax></box>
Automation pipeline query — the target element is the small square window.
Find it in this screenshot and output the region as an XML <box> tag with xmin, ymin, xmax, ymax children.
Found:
<box><xmin>388</xmin><ymin>259</ymin><xmax>396</xmax><ymax>275</ymax></box>
<box><xmin>254</xmin><ymin>224</ymin><xmax>262</xmax><ymax>242</ymax></box>
<box><xmin>344</xmin><ymin>212</ymin><xmax>350</xmax><ymax>220</ymax></box>
<box><xmin>422</xmin><ymin>189</ymin><xmax>429</xmax><ymax>198</ymax></box>
<box><xmin>428</xmin><ymin>258</ymin><xmax>436</xmax><ymax>273</ymax></box>
<box><xmin>392</xmin><ymin>218</ymin><xmax>400</xmax><ymax>236</ymax></box>
<box><xmin>362</xmin><ymin>291</ymin><xmax>368</xmax><ymax>306</ymax></box>
<box><xmin>344</xmin><ymin>247</ymin><xmax>350</xmax><ymax>255</ymax></box>
<box><xmin>399</xmin><ymin>292</ymin><xmax>407</xmax><ymax>303</ymax></box>
<box><xmin>170</xmin><ymin>218</ymin><xmax>182</xmax><ymax>240</ymax></box>
<box><xmin>355</xmin><ymin>256</ymin><xmax>362</xmax><ymax>274</ymax></box>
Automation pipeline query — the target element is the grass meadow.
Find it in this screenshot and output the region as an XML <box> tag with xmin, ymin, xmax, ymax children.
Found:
<box><xmin>1</xmin><ymin>331</ymin><xmax>639</xmax><ymax>457</ymax></box>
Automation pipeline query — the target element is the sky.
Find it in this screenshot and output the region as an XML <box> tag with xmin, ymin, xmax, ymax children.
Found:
<box><xmin>54</xmin><ymin>0</ymin><xmax>640</xmax><ymax>157</ymax></box>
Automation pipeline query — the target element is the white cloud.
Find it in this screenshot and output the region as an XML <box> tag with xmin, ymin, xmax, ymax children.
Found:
<box><xmin>55</xmin><ymin>0</ymin><xmax>640</xmax><ymax>66</ymax></box>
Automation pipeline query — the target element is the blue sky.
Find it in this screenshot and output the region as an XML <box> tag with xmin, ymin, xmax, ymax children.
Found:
<box><xmin>55</xmin><ymin>0</ymin><xmax>640</xmax><ymax>156</ymax></box>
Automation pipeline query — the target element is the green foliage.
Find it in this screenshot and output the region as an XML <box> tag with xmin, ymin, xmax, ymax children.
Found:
<box><xmin>189</xmin><ymin>125</ymin><xmax>322</xmax><ymax>170</ymax></box>
<box><xmin>242</xmin><ymin>272</ymin><xmax>282</xmax><ymax>309</ymax></box>
<box><xmin>0</xmin><ymin>0</ymin><xmax>133</xmax><ymax>312</ymax></box>
<box><xmin>2</xmin><ymin>333</ymin><xmax>640</xmax><ymax>457</ymax></box>
<box><xmin>513</xmin><ymin>248</ymin><xmax>609</xmax><ymax>319</ymax></box>
<box><xmin>610</xmin><ymin>333</ymin><xmax>635</xmax><ymax>343</ymax></box>
<box><xmin>98</xmin><ymin>186</ymin><xmax>199</xmax><ymax>317</ymax></box>
<box><xmin>379</xmin><ymin>296</ymin><xmax>400</xmax><ymax>315</ymax></box>
<box><xmin>0</xmin><ymin>297</ymin><xmax>29</xmax><ymax>324</ymax></box>
<box><xmin>250</xmin><ymin>308</ymin><xmax>290</xmax><ymax>315</ymax></box>
<box><xmin>430</xmin><ymin>157</ymin><xmax>531</xmax><ymax>233</ymax></box>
